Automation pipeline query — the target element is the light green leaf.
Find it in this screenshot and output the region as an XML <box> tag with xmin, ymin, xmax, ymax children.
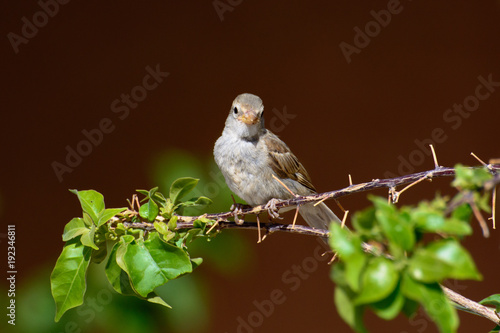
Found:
<box><xmin>169</xmin><ymin>178</ymin><xmax>199</xmax><ymax>204</ymax></box>
<box><xmin>80</xmin><ymin>225</ymin><xmax>98</xmax><ymax>250</ymax></box>
<box><xmin>401</xmin><ymin>273</ymin><xmax>458</xmax><ymax>332</ymax></box>
<box><xmin>97</xmin><ymin>207</ymin><xmax>126</xmax><ymax>227</ymax></box>
<box><xmin>426</xmin><ymin>239</ymin><xmax>482</xmax><ymax>281</ymax></box>
<box><xmin>51</xmin><ymin>240</ymin><xmax>92</xmax><ymax>322</ymax></box>
<box><xmin>373</xmin><ymin>197</ymin><xmax>415</xmax><ymax>255</ymax></box>
<box><xmin>139</xmin><ymin>200</ymin><xmax>159</xmax><ymax>222</ymax></box>
<box><xmin>408</xmin><ymin>248</ymin><xmax>453</xmax><ymax>283</ymax></box>
<box><xmin>355</xmin><ymin>257</ymin><xmax>399</xmax><ymax>305</ymax></box>
<box><xmin>62</xmin><ymin>218</ymin><xmax>88</xmax><ymax>241</ymax></box>
<box><xmin>69</xmin><ymin>189</ymin><xmax>105</xmax><ymax>224</ymax></box>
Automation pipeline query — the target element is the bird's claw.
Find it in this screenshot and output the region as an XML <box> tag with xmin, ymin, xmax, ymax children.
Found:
<box><xmin>230</xmin><ymin>203</ymin><xmax>251</xmax><ymax>225</ymax></box>
<box><xmin>265</xmin><ymin>198</ymin><xmax>282</xmax><ymax>220</ymax></box>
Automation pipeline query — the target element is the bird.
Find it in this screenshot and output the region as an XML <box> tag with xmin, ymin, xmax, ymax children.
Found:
<box><xmin>213</xmin><ymin>93</ymin><xmax>340</xmax><ymax>240</ymax></box>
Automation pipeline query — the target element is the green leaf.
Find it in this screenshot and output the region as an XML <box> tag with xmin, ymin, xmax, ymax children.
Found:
<box><xmin>426</xmin><ymin>239</ymin><xmax>482</xmax><ymax>281</ymax></box>
<box><xmin>452</xmin><ymin>164</ymin><xmax>492</xmax><ymax>190</ymax></box>
<box><xmin>451</xmin><ymin>203</ymin><xmax>472</xmax><ymax>221</ymax></box>
<box><xmin>178</xmin><ymin>196</ymin><xmax>213</xmax><ymax>209</ymax></box>
<box><xmin>154</xmin><ymin>221</ymin><xmax>170</xmax><ymax>235</ymax></box>
<box><xmin>106</xmin><ymin>243</ymin><xmax>172</xmax><ymax>308</ymax></box>
<box><xmin>488</xmin><ymin>325</ymin><xmax>500</xmax><ymax>333</ymax></box>
<box><xmin>169</xmin><ymin>178</ymin><xmax>199</xmax><ymax>204</ymax></box>
<box><xmin>355</xmin><ymin>257</ymin><xmax>399</xmax><ymax>305</ymax></box>
<box><xmin>105</xmin><ymin>243</ymin><xmax>139</xmax><ymax>296</ymax></box>
<box><xmin>62</xmin><ymin>218</ymin><xmax>88</xmax><ymax>241</ymax></box>
<box><xmin>97</xmin><ymin>207</ymin><xmax>126</xmax><ymax>227</ymax></box>
<box><xmin>168</xmin><ymin>215</ymin><xmax>178</xmax><ymax>231</ymax></box>
<box><xmin>409</xmin><ymin>238</ymin><xmax>482</xmax><ymax>282</ymax></box>
<box><xmin>329</xmin><ymin>223</ymin><xmax>367</xmax><ymax>292</ymax></box>
<box><xmin>372</xmin><ymin>197</ymin><xmax>415</xmax><ymax>255</ymax></box>
<box><xmin>401</xmin><ymin>273</ymin><xmax>458</xmax><ymax>333</ymax></box>
<box><xmin>117</xmin><ymin>233</ymin><xmax>192</xmax><ymax>297</ymax></box>
<box><xmin>480</xmin><ymin>294</ymin><xmax>500</xmax><ymax>311</ymax></box>
<box><xmin>334</xmin><ymin>286</ymin><xmax>367</xmax><ymax>333</ymax></box>
<box><xmin>370</xmin><ymin>282</ymin><xmax>404</xmax><ymax>320</ymax></box>
<box><xmin>352</xmin><ymin>207</ymin><xmax>377</xmax><ymax>236</ymax></box>
<box><xmin>51</xmin><ymin>240</ymin><xmax>92</xmax><ymax>322</ymax></box>
<box><xmin>139</xmin><ymin>200</ymin><xmax>159</xmax><ymax>222</ymax></box>
<box><xmin>80</xmin><ymin>224</ymin><xmax>98</xmax><ymax>250</ymax></box>
<box><xmin>407</xmin><ymin>248</ymin><xmax>453</xmax><ymax>283</ymax></box>
<box><xmin>69</xmin><ymin>189</ymin><xmax>105</xmax><ymax>224</ymax></box>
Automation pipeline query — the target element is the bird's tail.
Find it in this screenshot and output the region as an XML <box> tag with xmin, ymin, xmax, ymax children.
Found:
<box><xmin>299</xmin><ymin>202</ymin><xmax>341</xmax><ymax>231</ymax></box>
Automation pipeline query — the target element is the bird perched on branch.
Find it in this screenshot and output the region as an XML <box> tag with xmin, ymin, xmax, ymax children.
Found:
<box><xmin>214</xmin><ymin>93</ymin><xmax>340</xmax><ymax>240</ymax></box>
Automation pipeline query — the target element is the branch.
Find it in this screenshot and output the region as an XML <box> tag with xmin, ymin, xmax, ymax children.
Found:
<box><xmin>442</xmin><ymin>286</ymin><xmax>500</xmax><ymax>325</ymax></box>
<box><xmin>175</xmin><ymin>164</ymin><xmax>500</xmax><ymax>224</ymax></box>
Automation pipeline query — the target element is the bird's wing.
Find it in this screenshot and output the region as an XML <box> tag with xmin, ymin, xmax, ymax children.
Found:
<box><xmin>263</xmin><ymin>131</ymin><xmax>317</xmax><ymax>193</ymax></box>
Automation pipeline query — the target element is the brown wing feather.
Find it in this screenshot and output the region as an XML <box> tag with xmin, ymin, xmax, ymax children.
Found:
<box><xmin>264</xmin><ymin>131</ymin><xmax>317</xmax><ymax>193</ymax></box>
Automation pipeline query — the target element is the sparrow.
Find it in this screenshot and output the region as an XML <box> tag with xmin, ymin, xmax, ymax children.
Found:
<box><xmin>213</xmin><ymin>93</ymin><xmax>340</xmax><ymax>236</ymax></box>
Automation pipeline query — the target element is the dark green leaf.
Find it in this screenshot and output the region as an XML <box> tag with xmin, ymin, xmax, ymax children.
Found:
<box><xmin>106</xmin><ymin>243</ymin><xmax>139</xmax><ymax>296</ymax></box>
<box><xmin>51</xmin><ymin>240</ymin><xmax>92</xmax><ymax>322</ymax></box>
<box><xmin>355</xmin><ymin>257</ymin><xmax>398</xmax><ymax>305</ymax></box>
<box><xmin>97</xmin><ymin>208</ymin><xmax>126</xmax><ymax>227</ymax></box>
<box><xmin>69</xmin><ymin>189</ymin><xmax>105</xmax><ymax>224</ymax></box>
<box><xmin>62</xmin><ymin>218</ymin><xmax>88</xmax><ymax>241</ymax></box>
<box><xmin>169</xmin><ymin>178</ymin><xmax>199</xmax><ymax>204</ymax></box>
<box><xmin>370</xmin><ymin>282</ymin><xmax>404</xmax><ymax>320</ymax></box>
<box><xmin>139</xmin><ymin>200</ymin><xmax>159</xmax><ymax>222</ymax></box>
<box><xmin>401</xmin><ymin>273</ymin><xmax>458</xmax><ymax>332</ymax></box>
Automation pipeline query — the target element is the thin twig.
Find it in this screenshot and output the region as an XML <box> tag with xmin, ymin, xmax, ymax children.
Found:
<box><xmin>430</xmin><ymin>144</ymin><xmax>439</xmax><ymax>168</ymax></box>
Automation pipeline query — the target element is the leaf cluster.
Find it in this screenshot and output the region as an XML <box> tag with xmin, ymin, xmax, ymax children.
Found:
<box><xmin>50</xmin><ymin>178</ymin><xmax>212</xmax><ymax>322</ymax></box>
<box><xmin>330</xmin><ymin>165</ymin><xmax>494</xmax><ymax>333</ymax></box>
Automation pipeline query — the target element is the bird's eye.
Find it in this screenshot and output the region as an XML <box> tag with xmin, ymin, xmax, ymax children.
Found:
<box><xmin>261</xmin><ymin>110</ymin><xmax>264</xmax><ymax>117</ymax></box>
<box><xmin>233</xmin><ymin>107</ymin><xmax>238</xmax><ymax>115</ymax></box>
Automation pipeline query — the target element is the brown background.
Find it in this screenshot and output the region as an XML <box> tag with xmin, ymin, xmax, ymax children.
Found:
<box><xmin>2</xmin><ymin>1</ymin><xmax>500</xmax><ymax>332</ymax></box>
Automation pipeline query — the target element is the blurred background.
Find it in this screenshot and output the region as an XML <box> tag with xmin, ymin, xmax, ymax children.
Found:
<box><xmin>2</xmin><ymin>1</ymin><xmax>500</xmax><ymax>332</ymax></box>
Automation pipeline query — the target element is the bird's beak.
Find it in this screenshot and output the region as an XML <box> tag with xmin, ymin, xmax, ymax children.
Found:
<box><xmin>238</xmin><ymin>110</ymin><xmax>259</xmax><ymax>125</ymax></box>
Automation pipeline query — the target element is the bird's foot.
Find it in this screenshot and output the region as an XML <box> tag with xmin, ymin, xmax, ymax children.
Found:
<box><xmin>264</xmin><ymin>198</ymin><xmax>282</xmax><ymax>220</ymax></box>
<box><xmin>230</xmin><ymin>203</ymin><xmax>252</xmax><ymax>225</ymax></box>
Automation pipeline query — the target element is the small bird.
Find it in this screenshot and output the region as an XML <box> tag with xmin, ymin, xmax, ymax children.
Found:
<box><xmin>214</xmin><ymin>93</ymin><xmax>340</xmax><ymax>237</ymax></box>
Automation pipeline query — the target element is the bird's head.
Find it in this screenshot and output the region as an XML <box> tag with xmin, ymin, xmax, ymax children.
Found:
<box><xmin>224</xmin><ymin>93</ymin><xmax>265</xmax><ymax>139</ymax></box>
